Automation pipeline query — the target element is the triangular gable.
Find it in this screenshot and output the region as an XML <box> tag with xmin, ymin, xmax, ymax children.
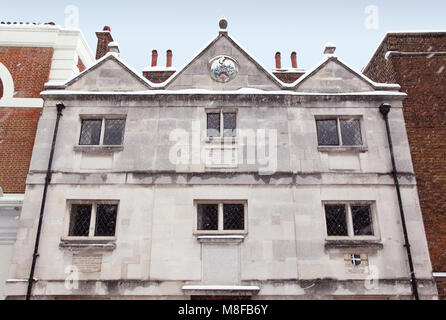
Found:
<box><xmin>165</xmin><ymin>32</ymin><xmax>283</xmax><ymax>91</ymax></box>
<box><xmin>292</xmin><ymin>57</ymin><xmax>400</xmax><ymax>93</ymax></box>
<box><xmin>65</xmin><ymin>53</ymin><xmax>153</xmax><ymax>92</ymax></box>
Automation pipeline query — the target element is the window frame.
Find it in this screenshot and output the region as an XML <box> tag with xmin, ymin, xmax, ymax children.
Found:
<box><xmin>78</xmin><ymin>115</ymin><xmax>127</xmax><ymax>147</ymax></box>
<box><xmin>205</xmin><ymin>109</ymin><xmax>238</xmax><ymax>142</ymax></box>
<box><xmin>315</xmin><ymin>115</ymin><xmax>366</xmax><ymax>149</ymax></box>
<box><xmin>64</xmin><ymin>200</ymin><xmax>119</xmax><ymax>241</ymax></box>
<box><xmin>322</xmin><ymin>201</ymin><xmax>379</xmax><ymax>241</ymax></box>
<box><xmin>193</xmin><ymin>200</ymin><xmax>248</xmax><ymax>235</ymax></box>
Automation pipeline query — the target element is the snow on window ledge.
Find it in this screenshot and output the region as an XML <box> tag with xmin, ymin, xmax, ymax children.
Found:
<box><xmin>73</xmin><ymin>145</ymin><xmax>124</xmax><ymax>153</ymax></box>
<box><xmin>59</xmin><ymin>238</ymin><xmax>117</xmax><ymax>251</ymax></box>
<box><xmin>197</xmin><ymin>235</ymin><xmax>245</xmax><ymax>244</ymax></box>
<box><xmin>318</xmin><ymin>146</ymin><xmax>368</xmax><ymax>153</ymax></box>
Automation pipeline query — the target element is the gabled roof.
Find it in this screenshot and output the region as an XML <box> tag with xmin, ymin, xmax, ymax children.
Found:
<box><xmin>163</xmin><ymin>31</ymin><xmax>286</xmax><ymax>90</ymax></box>
<box><xmin>62</xmin><ymin>52</ymin><xmax>155</xmax><ymax>91</ymax></box>
<box><xmin>291</xmin><ymin>55</ymin><xmax>400</xmax><ymax>91</ymax></box>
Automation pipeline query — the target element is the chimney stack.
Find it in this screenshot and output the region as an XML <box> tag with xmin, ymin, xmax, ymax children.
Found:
<box><xmin>275</xmin><ymin>52</ymin><xmax>281</xmax><ymax>69</ymax></box>
<box><xmin>291</xmin><ymin>52</ymin><xmax>298</xmax><ymax>69</ymax></box>
<box><xmin>166</xmin><ymin>50</ymin><xmax>173</xmax><ymax>68</ymax></box>
<box><xmin>95</xmin><ymin>26</ymin><xmax>114</xmax><ymax>60</ymax></box>
<box><xmin>151</xmin><ymin>50</ymin><xmax>158</xmax><ymax>67</ymax></box>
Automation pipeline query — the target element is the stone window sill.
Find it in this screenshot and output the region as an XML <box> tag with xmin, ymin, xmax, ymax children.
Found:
<box><xmin>182</xmin><ymin>285</ymin><xmax>260</xmax><ymax>296</ymax></box>
<box><xmin>318</xmin><ymin>146</ymin><xmax>368</xmax><ymax>153</ymax></box>
<box><xmin>205</xmin><ymin>137</ymin><xmax>238</xmax><ymax>144</ymax></box>
<box><xmin>197</xmin><ymin>235</ymin><xmax>245</xmax><ymax>244</ymax></box>
<box><xmin>325</xmin><ymin>240</ymin><xmax>383</xmax><ymax>250</ymax></box>
<box><xmin>73</xmin><ymin>145</ymin><xmax>124</xmax><ymax>153</ymax></box>
<box><xmin>59</xmin><ymin>238</ymin><xmax>117</xmax><ymax>251</ymax></box>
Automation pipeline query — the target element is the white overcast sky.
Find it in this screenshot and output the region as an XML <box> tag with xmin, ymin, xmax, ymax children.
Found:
<box><xmin>2</xmin><ymin>0</ymin><xmax>446</xmax><ymax>74</ymax></box>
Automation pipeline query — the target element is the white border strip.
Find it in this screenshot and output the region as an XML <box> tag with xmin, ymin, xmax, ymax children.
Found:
<box><xmin>433</xmin><ymin>272</ymin><xmax>446</xmax><ymax>277</ymax></box>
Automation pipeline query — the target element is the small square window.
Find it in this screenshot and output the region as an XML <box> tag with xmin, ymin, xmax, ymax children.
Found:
<box><xmin>207</xmin><ymin>113</ymin><xmax>221</xmax><ymax>138</ymax></box>
<box><xmin>324</xmin><ymin>203</ymin><xmax>375</xmax><ymax>239</ymax></box>
<box><xmin>196</xmin><ymin>201</ymin><xmax>247</xmax><ymax>234</ymax></box>
<box><xmin>316</xmin><ymin>117</ymin><xmax>363</xmax><ymax>147</ymax></box>
<box><xmin>79</xmin><ymin>120</ymin><xmax>102</xmax><ymax>145</ymax></box>
<box><xmin>69</xmin><ymin>204</ymin><xmax>92</xmax><ymax>237</ymax></box>
<box><xmin>95</xmin><ymin>204</ymin><xmax>118</xmax><ymax>237</ymax></box>
<box><xmin>317</xmin><ymin>120</ymin><xmax>339</xmax><ymax>146</ymax></box>
<box><xmin>340</xmin><ymin>120</ymin><xmax>363</xmax><ymax>146</ymax></box>
<box><xmin>68</xmin><ymin>202</ymin><xmax>118</xmax><ymax>238</ymax></box>
<box><xmin>79</xmin><ymin>118</ymin><xmax>126</xmax><ymax>146</ymax></box>
<box><xmin>103</xmin><ymin>119</ymin><xmax>126</xmax><ymax>146</ymax></box>
<box><xmin>206</xmin><ymin>110</ymin><xmax>237</xmax><ymax>139</ymax></box>
<box><xmin>197</xmin><ymin>204</ymin><xmax>219</xmax><ymax>231</ymax></box>
<box><xmin>223</xmin><ymin>204</ymin><xmax>245</xmax><ymax>230</ymax></box>
<box><xmin>223</xmin><ymin>113</ymin><xmax>237</xmax><ymax>137</ymax></box>
<box><xmin>351</xmin><ymin>205</ymin><xmax>373</xmax><ymax>236</ymax></box>
<box><xmin>325</xmin><ymin>205</ymin><xmax>348</xmax><ymax>236</ymax></box>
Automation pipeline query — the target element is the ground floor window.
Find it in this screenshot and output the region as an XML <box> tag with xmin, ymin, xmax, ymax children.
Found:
<box><xmin>68</xmin><ymin>201</ymin><xmax>119</xmax><ymax>238</ymax></box>
<box><xmin>195</xmin><ymin>201</ymin><xmax>247</xmax><ymax>235</ymax></box>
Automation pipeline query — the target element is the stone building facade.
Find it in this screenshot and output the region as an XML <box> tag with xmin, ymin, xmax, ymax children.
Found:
<box><xmin>5</xmin><ymin>21</ymin><xmax>437</xmax><ymax>299</ymax></box>
<box><xmin>0</xmin><ymin>22</ymin><xmax>94</xmax><ymax>299</ymax></box>
<box><xmin>364</xmin><ymin>32</ymin><xmax>446</xmax><ymax>299</ymax></box>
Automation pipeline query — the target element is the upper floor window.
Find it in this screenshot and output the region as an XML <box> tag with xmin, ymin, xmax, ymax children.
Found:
<box><xmin>79</xmin><ymin>118</ymin><xmax>126</xmax><ymax>146</ymax></box>
<box><xmin>324</xmin><ymin>202</ymin><xmax>376</xmax><ymax>239</ymax></box>
<box><xmin>316</xmin><ymin>117</ymin><xmax>363</xmax><ymax>147</ymax></box>
<box><xmin>68</xmin><ymin>201</ymin><xmax>118</xmax><ymax>238</ymax></box>
<box><xmin>207</xmin><ymin>110</ymin><xmax>237</xmax><ymax>138</ymax></box>
<box><xmin>195</xmin><ymin>201</ymin><xmax>247</xmax><ymax>234</ymax></box>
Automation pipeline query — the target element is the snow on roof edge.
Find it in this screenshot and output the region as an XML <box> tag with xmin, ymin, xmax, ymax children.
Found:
<box><xmin>41</xmin><ymin>88</ymin><xmax>407</xmax><ymax>97</ymax></box>
<box><xmin>62</xmin><ymin>52</ymin><xmax>158</xmax><ymax>89</ymax></box>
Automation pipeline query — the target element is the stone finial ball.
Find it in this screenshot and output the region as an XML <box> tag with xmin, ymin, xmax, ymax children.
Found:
<box><xmin>219</xmin><ymin>18</ymin><xmax>228</xmax><ymax>30</ymax></box>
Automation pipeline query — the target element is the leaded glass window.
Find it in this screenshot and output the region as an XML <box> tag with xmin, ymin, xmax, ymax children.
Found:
<box><xmin>317</xmin><ymin>120</ymin><xmax>339</xmax><ymax>146</ymax></box>
<box><xmin>197</xmin><ymin>204</ymin><xmax>219</xmax><ymax>231</ymax></box>
<box><xmin>316</xmin><ymin>117</ymin><xmax>363</xmax><ymax>146</ymax></box>
<box><xmin>68</xmin><ymin>202</ymin><xmax>118</xmax><ymax>238</ymax></box>
<box><xmin>79</xmin><ymin>118</ymin><xmax>126</xmax><ymax>146</ymax></box>
<box><xmin>352</xmin><ymin>205</ymin><xmax>373</xmax><ymax>236</ymax></box>
<box><xmin>207</xmin><ymin>111</ymin><xmax>237</xmax><ymax>138</ymax></box>
<box><xmin>69</xmin><ymin>204</ymin><xmax>92</xmax><ymax>236</ymax></box>
<box><xmin>103</xmin><ymin>119</ymin><xmax>126</xmax><ymax>146</ymax></box>
<box><xmin>223</xmin><ymin>204</ymin><xmax>245</xmax><ymax>230</ymax></box>
<box><xmin>196</xmin><ymin>201</ymin><xmax>246</xmax><ymax>234</ymax></box>
<box><xmin>325</xmin><ymin>205</ymin><xmax>348</xmax><ymax>236</ymax></box>
<box><xmin>207</xmin><ymin>113</ymin><xmax>221</xmax><ymax>138</ymax></box>
<box><xmin>95</xmin><ymin>204</ymin><xmax>118</xmax><ymax>237</ymax></box>
<box><xmin>79</xmin><ymin>120</ymin><xmax>102</xmax><ymax>145</ymax></box>
<box><xmin>324</xmin><ymin>203</ymin><xmax>375</xmax><ymax>238</ymax></box>
<box><xmin>223</xmin><ymin>113</ymin><xmax>237</xmax><ymax>137</ymax></box>
<box><xmin>340</xmin><ymin>119</ymin><xmax>363</xmax><ymax>146</ymax></box>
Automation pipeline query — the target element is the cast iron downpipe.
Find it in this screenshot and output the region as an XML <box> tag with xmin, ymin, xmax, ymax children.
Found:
<box><xmin>26</xmin><ymin>102</ymin><xmax>65</xmax><ymax>300</ymax></box>
<box><xmin>379</xmin><ymin>103</ymin><xmax>419</xmax><ymax>300</ymax></box>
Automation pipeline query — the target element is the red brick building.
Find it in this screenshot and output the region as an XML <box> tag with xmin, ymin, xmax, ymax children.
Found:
<box><xmin>364</xmin><ymin>32</ymin><xmax>446</xmax><ymax>299</ymax></box>
<box><xmin>0</xmin><ymin>22</ymin><xmax>95</xmax><ymax>299</ymax></box>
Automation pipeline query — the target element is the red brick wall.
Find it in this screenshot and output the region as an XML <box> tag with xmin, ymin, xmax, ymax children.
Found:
<box><xmin>0</xmin><ymin>47</ymin><xmax>54</xmax><ymax>98</ymax></box>
<box><xmin>142</xmin><ymin>70</ymin><xmax>176</xmax><ymax>83</ymax></box>
<box><xmin>364</xmin><ymin>34</ymin><xmax>446</xmax><ymax>299</ymax></box>
<box><xmin>435</xmin><ymin>277</ymin><xmax>446</xmax><ymax>300</ymax></box>
<box><xmin>0</xmin><ymin>46</ymin><xmax>53</xmax><ymax>193</ymax></box>
<box><xmin>273</xmin><ymin>72</ymin><xmax>305</xmax><ymax>83</ymax></box>
<box><xmin>77</xmin><ymin>57</ymin><xmax>86</xmax><ymax>73</ymax></box>
<box><xmin>0</xmin><ymin>108</ymin><xmax>41</xmax><ymax>193</ymax></box>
